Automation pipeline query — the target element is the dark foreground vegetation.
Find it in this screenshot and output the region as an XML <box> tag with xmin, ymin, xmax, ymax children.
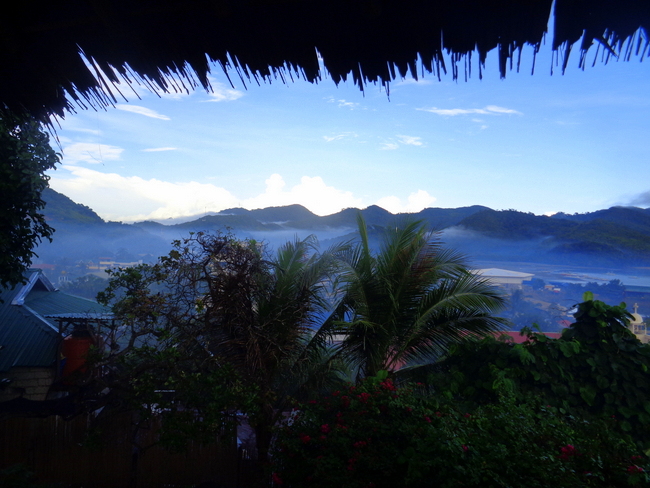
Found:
<box><xmin>3</xmin><ymin>219</ymin><xmax>650</xmax><ymax>487</ymax></box>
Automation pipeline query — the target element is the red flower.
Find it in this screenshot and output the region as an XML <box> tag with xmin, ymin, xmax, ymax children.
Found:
<box><xmin>332</xmin><ymin>390</ymin><xmax>340</xmax><ymax>396</ymax></box>
<box><xmin>558</xmin><ymin>444</ymin><xmax>577</xmax><ymax>460</ymax></box>
<box><xmin>353</xmin><ymin>440</ymin><xmax>368</xmax><ymax>448</ymax></box>
<box><xmin>359</xmin><ymin>392</ymin><xmax>371</xmax><ymax>403</ymax></box>
<box><xmin>321</xmin><ymin>424</ymin><xmax>331</xmax><ymax>434</ymax></box>
<box><xmin>462</xmin><ymin>445</ymin><xmax>469</xmax><ymax>452</ymax></box>
<box><xmin>424</xmin><ymin>416</ymin><xmax>431</xmax><ymax>423</ymax></box>
<box><xmin>628</xmin><ymin>465</ymin><xmax>644</xmax><ymax>474</ymax></box>
<box><xmin>300</xmin><ymin>434</ymin><xmax>311</xmax><ymax>444</ymax></box>
<box><xmin>272</xmin><ymin>472</ymin><xmax>283</xmax><ymax>485</ymax></box>
<box><xmin>463</xmin><ymin>413</ymin><xmax>471</xmax><ymax>418</ymax></box>
<box><xmin>435</xmin><ymin>411</ymin><xmax>442</xmax><ymax>417</ymax></box>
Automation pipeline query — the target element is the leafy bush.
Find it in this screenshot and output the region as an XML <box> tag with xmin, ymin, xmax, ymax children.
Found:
<box><xmin>431</xmin><ymin>297</ymin><xmax>650</xmax><ymax>448</ymax></box>
<box><xmin>272</xmin><ymin>373</ymin><xmax>649</xmax><ymax>488</ymax></box>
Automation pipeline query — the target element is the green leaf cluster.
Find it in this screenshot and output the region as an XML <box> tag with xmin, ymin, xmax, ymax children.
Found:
<box><xmin>273</xmin><ymin>374</ymin><xmax>649</xmax><ymax>488</ymax></box>
<box><xmin>431</xmin><ymin>298</ymin><xmax>650</xmax><ymax>448</ymax></box>
<box><xmin>0</xmin><ymin>112</ymin><xmax>60</xmax><ymax>289</ymax></box>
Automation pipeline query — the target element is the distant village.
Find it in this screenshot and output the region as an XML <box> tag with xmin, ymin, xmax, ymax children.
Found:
<box><xmin>33</xmin><ymin>257</ymin><xmax>650</xmax><ymax>341</ymax></box>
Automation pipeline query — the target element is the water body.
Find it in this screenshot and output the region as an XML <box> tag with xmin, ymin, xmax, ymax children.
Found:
<box><xmin>473</xmin><ymin>261</ymin><xmax>650</xmax><ymax>288</ymax></box>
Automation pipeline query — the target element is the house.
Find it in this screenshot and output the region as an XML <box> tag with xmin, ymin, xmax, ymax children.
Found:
<box><xmin>0</xmin><ymin>269</ymin><xmax>112</xmax><ymax>403</ymax></box>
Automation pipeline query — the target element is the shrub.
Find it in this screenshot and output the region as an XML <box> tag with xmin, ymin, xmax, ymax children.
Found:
<box><xmin>272</xmin><ymin>373</ymin><xmax>649</xmax><ymax>488</ymax></box>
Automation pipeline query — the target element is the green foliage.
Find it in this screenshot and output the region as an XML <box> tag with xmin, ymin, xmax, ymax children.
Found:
<box><xmin>0</xmin><ymin>112</ymin><xmax>61</xmax><ymax>289</ymax></box>
<box><xmin>431</xmin><ymin>298</ymin><xmax>650</xmax><ymax>447</ymax></box>
<box><xmin>334</xmin><ymin>214</ymin><xmax>507</xmax><ymax>380</ymax></box>
<box><xmin>96</xmin><ymin>231</ymin><xmax>346</xmax><ymax>461</ymax></box>
<box><xmin>273</xmin><ymin>376</ymin><xmax>650</xmax><ymax>488</ymax></box>
<box><xmin>41</xmin><ymin>187</ymin><xmax>104</xmax><ymax>224</ymax></box>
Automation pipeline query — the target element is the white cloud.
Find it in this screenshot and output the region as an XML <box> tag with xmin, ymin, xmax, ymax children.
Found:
<box><xmin>485</xmin><ymin>105</ymin><xmax>521</xmax><ymax>114</ymax></box>
<box><xmin>417</xmin><ymin>105</ymin><xmax>522</xmax><ymax>116</ymax></box>
<box><xmin>142</xmin><ymin>147</ymin><xmax>178</xmax><ymax>152</ymax></box>
<box><xmin>325</xmin><ymin>96</ymin><xmax>360</xmax><ymax>110</ymax></box>
<box><xmin>206</xmin><ymin>82</ymin><xmax>244</xmax><ymax>102</ymax></box>
<box><xmin>115</xmin><ymin>104</ymin><xmax>171</xmax><ymax>120</ymax></box>
<box><xmin>376</xmin><ymin>190</ymin><xmax>436</xmax><ymax>214</ymax></box>
<box><xmin>394</xmin><ymin>78</ymin><xmax>432</xmax><ymax>86</ymax></box>
<box><xmin>62</xmin><ymin>142</ymin><xmax>123</xmax><ymax>165</ymax></box>
<box><xmin>396</xmin><ymin>135</ymin><xmax>423</xmax><ymax>146</ymax></box>
<box><xmin>243</xmin><ymin>174</ymin><xmax>362</xmax><ymax>216</ymax></box>
<box><xmin>50</xmin><ymin>166</ymin><xmax>239</xmax><ymax>222</ymax></box>
<box><xmin>380</xmin><ymin>142</ymin><xmax>399</xmax><ymax>150</ymax></box>
<box><xmin>323</xmin><ymin>132</ymin><xmax>357</xmax><ymax>142</ymax></box>
<box><xmin>49</xmin><ymin>169</ymin><xmax>363</xmax><ymax>221</ymax></box>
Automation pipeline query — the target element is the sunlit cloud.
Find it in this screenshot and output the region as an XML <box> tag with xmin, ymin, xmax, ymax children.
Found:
<box><xmin>142</xmin><ymin>147</ymin><xmax>178</xmax><ymax>152</ymax></box>
<box><xmin>396</xmin><ymin>135</ymin><xmax>423</xmax><ymax>146</ymax></box>
<box><xmin>62</xmin><ymin>142</ymin><xmax>123</xmax><ymax>165</ymax></box>
<box><xmin>115</xmin><ymin>104</ymin><xmax>171</xmax><ymax>120</ymax></box>
<box><xmin>417</xmin><ymin>105</ymin><xmax>522</xmax><ymax>116</ymax></box>
<box><xmin>243</xmin><ymin>174</ymin><xmax>362</xmax><ymax>216</ymax></box>
<box><xmin>376</xmin><ymin>190</ymin><xmax>436</xmax><ymax>214</ymax></box>
<box><xmin>206</xmin><ymin>82</ymin><xmax>244</xmax><ymax>102</ymax></box>
<box><xmin>50</xmin><ymin>165</ymin><xmax>239</xmax><ymax>222</ymax></box>
<box><xmin>49</xmin><ymin>168</ymin><xmax>363</xmax><ymax>221</ymax></box>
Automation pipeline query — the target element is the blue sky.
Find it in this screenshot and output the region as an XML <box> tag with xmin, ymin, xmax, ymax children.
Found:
<box><xmin>46</xmin><ymin>41</ymin><xmax>650</xmax><ymax>223</ymax></box>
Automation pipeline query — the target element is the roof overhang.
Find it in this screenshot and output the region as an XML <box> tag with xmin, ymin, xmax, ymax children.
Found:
<box><xmin>2</xmin><ymin>0</ymin><xmax>649</xmax><ymax>123</ymax></box>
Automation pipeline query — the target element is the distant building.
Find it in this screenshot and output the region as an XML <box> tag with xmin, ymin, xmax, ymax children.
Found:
<box><xmin>472</xmin><ymin>268</ymin><xmax>534</xmax><ymax>289</ymax></box>
<box><xmin>628</xmin><ymin>303</ymin><xmax>649</xmax><ymax>344</ymax></box>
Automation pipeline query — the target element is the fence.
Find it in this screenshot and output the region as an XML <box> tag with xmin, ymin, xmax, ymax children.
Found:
<box><xmin>0</xmin><ymin>411</ymin><xmax>258</xmax><ymax>488</ymax></box>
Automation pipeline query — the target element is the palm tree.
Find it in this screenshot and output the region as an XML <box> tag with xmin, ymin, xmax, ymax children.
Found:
<box><xmin>334</xmin><ymin>215</ymin><xmax>507</xmax><ymax>380</ymax></box>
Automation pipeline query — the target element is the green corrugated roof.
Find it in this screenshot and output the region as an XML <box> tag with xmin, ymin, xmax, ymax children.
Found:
<box><xmin>0</xmin><ymin>270</ymin><xmax>112</xmax><ymax>373</ymax></box>
<box><xmin>25</xmin><ymin>290</ymin><xmax>109</xmax><ymax>317</ymax></box>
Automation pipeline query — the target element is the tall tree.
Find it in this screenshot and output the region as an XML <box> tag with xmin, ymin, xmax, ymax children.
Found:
<box><xmin>0</xmin><ymin>112</ymin><xmax>60</xmax><ymax>288</ymax></box>
<box><xmin>97</xmin><ymin>232</ymin><xmax>345</xmax><ymax>462</ymax></box>
<box><xmin>335</xmin><ymin>215</ymin><xmax>507</xmax><ymax>380</ymax></box>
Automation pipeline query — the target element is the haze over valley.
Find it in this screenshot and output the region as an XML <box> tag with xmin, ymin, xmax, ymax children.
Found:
<box><xmin>37</xmin><ymin>188</ymin><xmax>650</xmax><ymax>333</ymax></box>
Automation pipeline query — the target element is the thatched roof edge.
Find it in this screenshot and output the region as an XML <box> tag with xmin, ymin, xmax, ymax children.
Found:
<box><xmin>1</xmin><ymin>0</ymin><xmax>649</xmax><ymax>122</ymax></box>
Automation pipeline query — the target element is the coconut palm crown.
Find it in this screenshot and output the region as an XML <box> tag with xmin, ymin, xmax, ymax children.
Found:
<box><xmin>334</xmin><ymin>214</ymin><xmax>508</xmax><ymax>380</ymax></box>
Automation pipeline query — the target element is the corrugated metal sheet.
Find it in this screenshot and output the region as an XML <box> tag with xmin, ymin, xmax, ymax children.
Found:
<box><xmin>25</xmin><ymin>290</ymin><xmax>109</xmax><ymax>317</ymax></box>
<box><xmin>0</xmin><ymin>270</ymin><xmax>111</xmax><ymax>372</ymax></box>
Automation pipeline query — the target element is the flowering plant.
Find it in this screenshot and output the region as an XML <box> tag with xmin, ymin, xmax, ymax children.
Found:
<box><xmin>271</xmin><ymin>372</ymin><xmax>650</xmax><ymax>488</ymax></box>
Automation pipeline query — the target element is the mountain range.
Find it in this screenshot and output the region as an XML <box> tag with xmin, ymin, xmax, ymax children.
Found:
<box><xmin>37</xmin><ymin>188</ymin><xmax>650</xmax><ymax>269</ymax></box>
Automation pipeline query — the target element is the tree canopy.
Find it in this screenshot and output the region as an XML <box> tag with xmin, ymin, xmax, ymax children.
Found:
<box><xmin>0</xmin><ymin>113</ymin><xmax>60</xmax><ymax>289</ymax></box>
